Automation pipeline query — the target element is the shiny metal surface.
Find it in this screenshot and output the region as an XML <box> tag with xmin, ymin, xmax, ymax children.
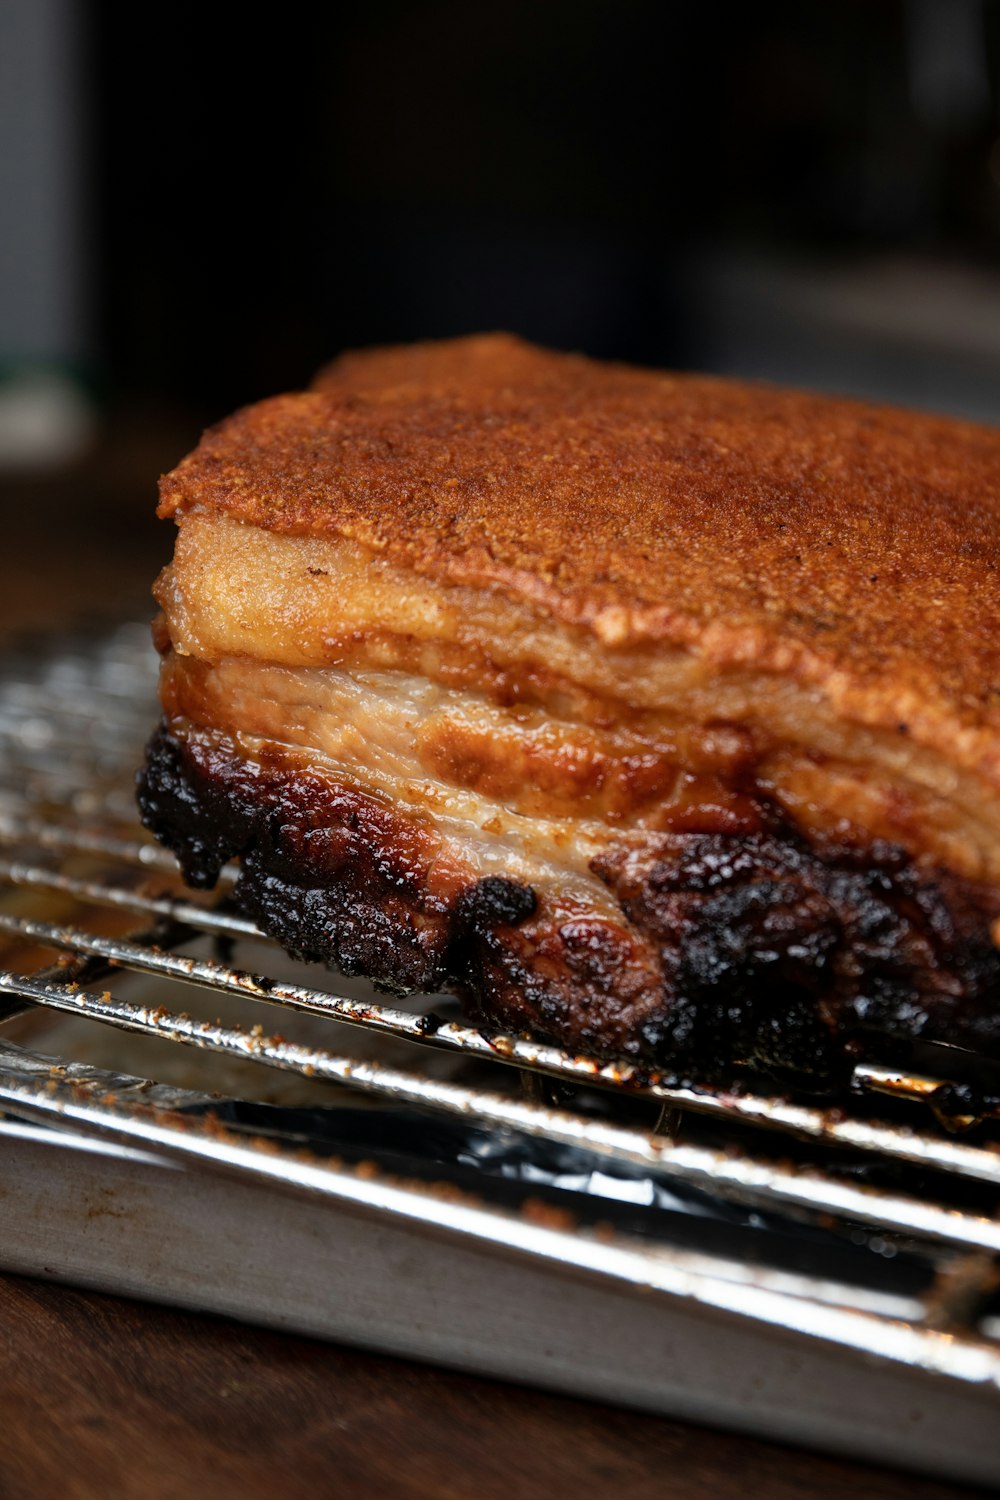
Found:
<box><xmin>3</xmin><ymin>1038</ymin><xmax>998</xmax><ymax>1389</ymax></box>
<box><xmin>2</xmin><ymin>860</ymin><xmax>998</xmax><ymax>1182</ymax></box>
<box><xmin>1</xmin><ymin>958</ymin><xmax>999</xmax><ymax>1252</ymax></box>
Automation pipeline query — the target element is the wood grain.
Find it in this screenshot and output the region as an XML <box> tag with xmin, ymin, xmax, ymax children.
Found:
<box><xmin>0</xmin><ymin>1273</ymin><xmax>986</xmax><ymax>1500</ymax></box>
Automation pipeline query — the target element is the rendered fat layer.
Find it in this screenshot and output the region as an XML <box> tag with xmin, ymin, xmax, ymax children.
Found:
<box><xmin>160</xmin><ymin>648</ymin><xmax>1000</xmax><ymax>890</ymax></box>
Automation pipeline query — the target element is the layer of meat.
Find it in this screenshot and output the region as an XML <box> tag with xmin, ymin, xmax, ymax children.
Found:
<box><xmin>138</xmin><ymin>716</ymin><xmax>1000</xmax><ymax>1084</ymax></box>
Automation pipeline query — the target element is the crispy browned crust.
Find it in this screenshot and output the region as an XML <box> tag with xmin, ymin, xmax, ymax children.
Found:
<box><xmin>137</xmin><ymin>720</ymin><xmax>1000</xmax><ymax>1083</ymax></box>
<box><xmin>146</xmin><ymin>337</ymin><xmax>1000</xmax><ymax>1080</ymax></box>
<box><xmin>158</xmin><ymin>334</ymin><xmax>1000</xmax><ymax>789</ymax></box>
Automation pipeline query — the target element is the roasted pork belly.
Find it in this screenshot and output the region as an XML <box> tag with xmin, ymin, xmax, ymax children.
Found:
<box><xmin>138</xmin><ymin>334</ymin><xmax>1000</xmax><ymax>1082</ymax></box>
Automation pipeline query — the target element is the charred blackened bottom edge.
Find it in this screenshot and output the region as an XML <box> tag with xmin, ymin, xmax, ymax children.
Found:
<box><xmin>137</xmin><ymin>719</ymin><xmax>1000</xmax><ymax>1088</ymax></box>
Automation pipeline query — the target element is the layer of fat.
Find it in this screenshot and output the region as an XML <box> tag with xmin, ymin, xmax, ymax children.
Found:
<box><xmin>156</xmin><ymin>512</ymin><xmax>1000</xmax><ymax>883</ymax></box>
<box><xmin>164</xmin><ymin>653</ymin><xmax>616</xmax><ymax>893</ymax></box>
<box><xmin>162</xmin><ymin>648</ymin><xmax>1000</xmax><ymax>888</ymax></box>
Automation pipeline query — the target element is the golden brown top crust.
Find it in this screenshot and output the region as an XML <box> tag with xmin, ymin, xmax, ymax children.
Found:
<box><xmin>158</xmin><ymin>334</ymin><xmax>1000</xmax><ymax>782</ymax></box>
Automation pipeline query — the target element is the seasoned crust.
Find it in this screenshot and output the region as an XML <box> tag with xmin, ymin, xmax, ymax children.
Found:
<box><xmin>157</xmin><ymin>334</ymin><xmax>1000</xmax><ymax>790</ymax></box>
<box><xmin>137</xmin><ymin>720</ymin><xmax>1000</xmax><ymax>1083</ymax></box>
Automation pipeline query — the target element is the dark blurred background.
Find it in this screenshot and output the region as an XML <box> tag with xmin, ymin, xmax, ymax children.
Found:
<box><xmin>2</xmin><ymin>0</ymin><xmax>1000</xmax><ymax>620</ymax></box>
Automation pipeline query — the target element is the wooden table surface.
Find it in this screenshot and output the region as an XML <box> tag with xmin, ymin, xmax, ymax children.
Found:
<box><xmin>1</xmin><ymin>1274</ymin><xmax>988</xmax><ymax>1500</ymax></box>
<box><xmin>0</xmin><ymin>434</ymin><xmax>989</xmax><ymax>1499</ymax></box>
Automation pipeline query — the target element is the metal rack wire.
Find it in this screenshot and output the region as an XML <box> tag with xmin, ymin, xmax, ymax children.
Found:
<box><xmin>0</xmin><ymin>623</ymin><xmax>998</xmax><ymax>1425</ymax></box>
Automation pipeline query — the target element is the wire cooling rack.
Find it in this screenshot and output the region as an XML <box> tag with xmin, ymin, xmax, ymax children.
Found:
<box><xmin>0</xmin><ymin>623</ymin><xmax>998</xmax><ymax>1484</ymax></box>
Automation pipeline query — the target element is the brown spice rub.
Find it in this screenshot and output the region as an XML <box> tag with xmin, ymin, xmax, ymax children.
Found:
<box><xmin>158</xmin><ymin>334</ymin><xmax>1000</xmax><ymax>790</ymax></box>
